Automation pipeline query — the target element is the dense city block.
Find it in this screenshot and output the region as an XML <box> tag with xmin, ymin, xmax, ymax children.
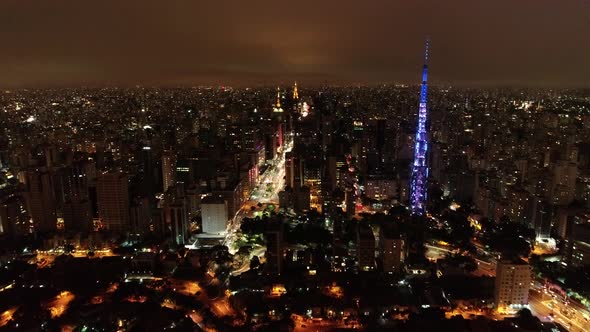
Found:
<box><xmin>0</xmin><ymin>1</ymin><xmax>589</xmax><ymax>331</ymax></box>
<box><xmin>1</xmin><ymin>83</ymin><xmax>589</xmax><ymax>331</ymax></box>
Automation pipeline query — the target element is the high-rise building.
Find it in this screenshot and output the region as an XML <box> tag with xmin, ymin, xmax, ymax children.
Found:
<box><xmin>265</xmin><ymin>132</ymin><xmax>278</xmax><ymax>161</ymax></box>
<box><xmin>357</xmin><ymin>224</ymin><xmax>375</xmax><ymax>272</ymax></box>
<box><xmin>211</xmin><ymin>179</ymin><xmax>243</xmax><ymax>217</ymax></box>
<box><xmin>293</xmin><ymin>155</ymin><xmax>303</xmax><ymax>189</ymax></box>
<box><xmin>96</xmin><ymin>172</ymin><xmax>130</xmax><ymax>234</ymax></box>
<box><xmin>507</xmin><ymin>187</ymin><xmax>529</xmax><ymax>222</ymax></box>
<box><xmin>62</xmin><ymin>164</ymin><xmax>90</xmax><ymax>201</ymax></box>
<box><xmin>494</xmin><ymin>259</ymin><xmax>531</xmax><ymax>310</ymax></box>
<box><xmin>163</xmin><ymin>201</ymin><xmax>188</xmax><ymax>245</ymax></box>
<box><xmin>564</xmin><ymin>214</ymin><xmax>590</xmax><ymax>268</ymax></box>
<box><xmin>345</xmin><ymin>188</ymin><xmax>356</xmax><ymax>217</ymax></box>
<box><xmin>0</xmin><ymin>193</ymin><xmax>30</xmax><ymax>237</ymax></box>
<box><xmin>294</xmin><ymin>186</ymin><xmax>311</xmax><ymax>213</ymax></box>
<box><xmin>43</xmin><ymin>145</ymin><xmax>59</xmax><ymax>168</ymax></box>
<box><xmin>548</xmin><ymin>160</ymin><xmax>577</xmax><ymax>205</ymax></box>
<box><xmin>23</xmin><ymin>169</ymin><xmax>57</xmax><ymax>233</ymax></box>
<box><xmin>278</xmin><ymin>189</ymin><xmax>293</xmax><ymax>211</ymax></box>
<box><xmin>130</xmin><ymin>196</ymin><xmax>152</xmax><ymax>237</ymax></box>
<box><xmin>201</xmin><ymin>196</ymin><xmax>228</xmax><ymax>235</ymax></box>
<box><xmin>141</xmin><ymin>144</ymin><xmax>156</xmax><ymax>195</ymax></box>
<box><xmin>63</xmin><ymin>200</ymin><xmax>92</xmax><ymax>233</ymax></box>
<box><xmin>162</xmin><ymin>150</ymin><xmax>176</xmax><ymax>192</ymax></box>
<box><xmin>175</xmin><ymin>159</ymin><xmax>191</xmax><ymax>186</ymax></box>
<box><xmin>380</xmin><ymin>226</ymin><xmax>405</xmax><ymax>274</ymax></box>
<box><xmin>303</xmin><ymin>158</ymin><xmax>322</xmax><ymax>210</ymax></box>
<box><xmin>409</xmin><ymin>40</ymin><xmax>431</xmax><ymax>215</ymax></box>
<box><xmin>285</xmin><ymin>151</ymin><xmax>295</xmax><ymax>189</ymax></box>
<box><xmin>526</xmin><ymin>196</ymin><xmax>551</xmax><ymax>239</ymax></box>
<box><xmin>265</xmin><ymin>220</ymin><xmax>284</xmax><ymax>275</ymax></box>
<box><xmin>365</xmin><ymin>176</ymin><xmax>398</xmax><ymax>201</ymax></box>
<box><xmin>62</xmin><ymin>165</ymin><xmax>92</xmax><ymax>233</ymax></box>
<box><xmin>278</xmin><ymin>186</ymin><xmax>310</xmax><ymax>213</ymax></box>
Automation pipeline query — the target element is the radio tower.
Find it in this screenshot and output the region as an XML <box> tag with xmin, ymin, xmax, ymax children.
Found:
<box><xmin>410</xmin><ymin>39</ymin><xmax>430</xmax><ymax>215</ymax></box>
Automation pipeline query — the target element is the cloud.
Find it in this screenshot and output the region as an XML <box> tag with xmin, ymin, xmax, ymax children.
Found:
<box><xmin>0</xmin><ymin>0</ymin><xmax>588</xmax><ymax>87</ymax></box>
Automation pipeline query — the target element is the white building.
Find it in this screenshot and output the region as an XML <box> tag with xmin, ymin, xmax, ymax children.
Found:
<box><xmin>494</xmin><ymin>259</ymin><xmax>531</xmax><ymax>310</ymax></box>
<box><xmin>201</xmin><ymin>196</ymin><xmax>228</xmax><ymax>235</ymax></box>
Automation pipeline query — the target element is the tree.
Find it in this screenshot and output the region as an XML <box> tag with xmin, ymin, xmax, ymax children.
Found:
<box><xmin>429</xmin><ymin>185</ymin><xmax>450</xmax><ymax>215</ymax></box>
<box><xmin>485</xmin><ymin>219</ymin><xmax>534</xmax><ymax>257</ymax></box>
<box><xmin>249</xmin><ymin>256</ymin><xmax>261</xmax><ymax>270</ymax></box>
<box><xmin>402</xmin><ymin>215</ymin><xmax>429</xmax><ymax>263</ymax></box>
<box><xmin>284</xmin><ymin>223</ymin><xmax>332</xmax><ymax>245</ymax></box>
<box><xmin>516</xmin><ymin>308</ymin><xmax>541</xmax><ymax>330</ymax></box>
<box><xmin>241</xmin><ymin>216</ymin><xmax>266</xmax><ymax>235</ymax></box>
<box><xmin>447</xmin><ymin>254</ymin><xmax>478</xmax><ymax>272</ymax></box>
<box><xmin>464</xmin><ymin>259</ymin><xmax>478</xmax><ymax>272</ymax></box>
<box><xmin>389</xmin><ymin>205</ymin><xmax>408</xmax><ymax>218</ymax></box>
<box><xmin>211</xmin><ymin>245</ymin><xmax>232</xmax><ymax>264</ymax></box>
<box><xmin>237</xmin><ymin>245</ymin><xmax>252</xmax><ymax>257</ymax></box>
<box><xmin>216</xmin><ymin>264</ymin><xmax>231</xmax><ymax>281</ymax></box>
<box><xmin>445</xmin><ymin>211</ymin><xmax>475</xmax><ymax>251</ymax></box>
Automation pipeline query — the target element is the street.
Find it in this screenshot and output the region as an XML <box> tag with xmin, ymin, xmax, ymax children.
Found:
<box><xmin>529</xmin><ymin>289</ymin><xmax>590</xmax><ymax>332</ymax></box>
<box><xmin>224</xmin><ymin>137</ymin><xmax>292</xmax><ymax>254</ymax></box>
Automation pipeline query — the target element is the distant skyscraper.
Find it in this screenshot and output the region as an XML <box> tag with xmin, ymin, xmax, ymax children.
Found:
<box><xmin>410</xmin><ymin>40</ymin><xmax>431</xmax><ymax>215</ymax></box>
<box><xmin>141</xmin><ymin>143</ymin><xmax>156</xmax><ymax>195</ymax></box>
<box><xmin>23</xmin><ymin>169</ymin><xmax>57</xmax><ymax>233</ymax></box>
<box><xmin>96</xmin><ymin>172</ymin><xmax>130</xmax><ymax>233</ymax></box>
<box><xmin>293</xmin><ymin>81</ymin><xmax>299</xmax><ymax>100</ymax></box>
<box><xmin>162</xmin><ymin>150</ymin><xmax>175</xmax><ymax>191</ymax></box>
<box><xmin>273</xmin><ymin>86</ymin><xmax>283</xmax><ymax>113</ymax></box>
<box><xmin>62</xmin><ymin>164</ymin><xmax>92</xmax><ymax>233</ymax></box>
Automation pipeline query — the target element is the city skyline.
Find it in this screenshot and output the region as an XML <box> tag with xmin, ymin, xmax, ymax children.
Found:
<box><xmin>1</xmin><ymin>2</ymin><xmax>590</xmax><ymax>331</ymax></box>
<box><xmin>1</xmin><ymin>0</ymin><xmax>589</xmax><ymax>88</ymax></box>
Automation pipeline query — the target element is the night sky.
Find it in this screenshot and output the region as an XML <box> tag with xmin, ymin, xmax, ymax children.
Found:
<box><xmin>1</xmin><ymin>0</ymin><xmax>589</xmax><ymax>88</ymax></box>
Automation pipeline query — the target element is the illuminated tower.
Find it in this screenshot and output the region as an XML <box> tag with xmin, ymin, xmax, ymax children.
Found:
<box><xmin>293</xmin><ymin>81</ymin><xmax>299</xmax><ymax>100</ymax></box>
<box><xmin>273</xmin><ymin>86</ymin><xmax>283</xmax><ymax>112</ymax></box>
<box><xmin>410</xmin><ymin>39</ymin><xmax>430</xmax><ymax>215</ymax></box>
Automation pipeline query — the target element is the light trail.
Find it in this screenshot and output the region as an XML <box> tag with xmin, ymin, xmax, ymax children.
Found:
<box><xmin>45</xmin><ymin>291</ymin><xmax>75</xmax><ymax>318</ymax></box>
<box><xmin>529</xmin><ymin>292</ymin><xmax>589</xmax><ymax>332</ymax></box>
<box><xmin>223</xmin><ymin>137</ymin><xmax>292</xmax><ymax>253</ymax></box>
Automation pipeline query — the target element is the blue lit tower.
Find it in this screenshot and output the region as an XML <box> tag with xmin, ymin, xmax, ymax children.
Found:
<box><xmin>410</xmin><ymin>39</ymin><xmax>430</xmax><ymax>215</ymax></box>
